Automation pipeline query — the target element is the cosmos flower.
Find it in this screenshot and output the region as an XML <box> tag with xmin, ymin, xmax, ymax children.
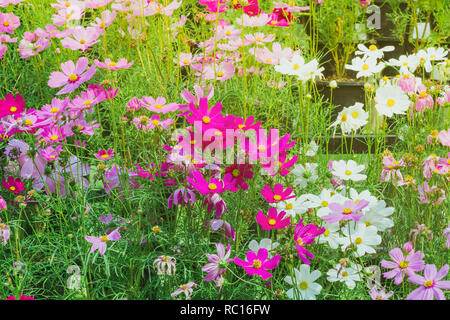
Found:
<box><xmin>256</xmin><ymin>208</ymin><xmax>291</xmax><ymax>230</ymax></box>
<box><xmin>95</xmin><ymin>149</ymin><xmax>114</xmax><ymax>161</ymax></box>
<box><xmin>171</xmin><ymin>282</ymin><xmax>197</xmax><ymax>300</ymax></box>
<box><xmin>48</xmin><ymin>57</ymin><xmax>96</xmax><ymax>95</ymax></box>
<box><xmin>293</xmin><ymin>219</ymin><xmax>325</xmax><ymax>264</ymax></box>
<box><xmin>85</xmin><ymin>228</ymin><xmax>121</xmax><ymax>256</ymax></box>
<box><xmin>369</xmin><ymin>287</ymin><xmax>394</xmax><ymax>300</ymax></box>
<box><xmin>234</xmin><ymin>248</ymin><xmax>281</xmax><ymax>280</ymax></box>
<box><xmin>94</xmin><ymin>58</ymin><xmax>133</xmax><ymax>70</ymax></box>
<box><xmin>202</xmin><ymin>242</ymin><xmax>231</xmax><ymax>286</ymax></box>
<box><xmin>260</xmin><ymin>183</ymin><xmax>295</xmax><ymax>203</ymax></box>
<box><xmin>284</xmin><ymin>265</ymin><xmax>322</xmax><ymax>300</ymax></box>
<box><xmin>381</xmin><ymin>247</ymin><xmax>425</xmax><ymax>285</ymax></box>
<box><xmin>407</xmin><ymin>264</ymin><xmax>450</xmax><ymax>300</ymax></box>
<box><xmin>153</xmin><ymin>255</ymin><xmax>177</xmax><ymax>276</ymax></box>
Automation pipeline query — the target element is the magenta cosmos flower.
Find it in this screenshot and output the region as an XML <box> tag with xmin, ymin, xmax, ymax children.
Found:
<box><xmin>95</xmin><ymin>149</ymin><xmax>114</xmax><ymax>161</ymax></box>
<box><xmin>256</xmin><ymin>207</ymin><xmax>291</xmax><ymax>230</ymax></box>
<box><xmin>202</xmin><ymin>242</ymin><xmax>231</xmax><ymax>286</ymax></box>
<box><xmin>85</xmin><ymin>228</ymin><xmax>121</xmax><ymax>256</ymax></box>
<box><xmin>187</xmin><ymin>170</ymin><xmax>226</xmax><ymax>195</ymax></box>
<box><xmin>48</xmin><ymin>57</ymin><xmax>96</xmax><ymax>95</ymax></box>
<box><xmin>234</xmin><ymin>248</ymin><xmax>281</xmax><ymax>280</ymax></box>
<box><xmin>2</xmin><ymin>176</ymin><xmax>25</xmax><ymax>194</ymax></box>
<box><xmin>0</xmin><ymin>93</ymin><xmax>26</xmax><ymax>118</ymax></box>
<box><xmin>94</xmin><ymin>58</ymin><xmax>133</xmax><ymax>70</ymax></box>
<box><xmin>294</xmin><ymin>219</ymin><xmax>325</xmax><ymax>264</ymax></box>
<box><xmin>321</xmin><ymin>199</ymin><xmax>369</xmax><ymax>224</ymax></box>
<box><xmin>260</xmin><ymin>183</ymin><xmax>295</xmax><ymax>203</ymax></box>
<box><xmin>407</xmin><ymin>264</ymin><xmax>450</xmax><ymax>300</ymax></box>
<box><xmin>381</xmin><ymin>248</ymin><xmax>425</xmax><ymax>285</ymax></box>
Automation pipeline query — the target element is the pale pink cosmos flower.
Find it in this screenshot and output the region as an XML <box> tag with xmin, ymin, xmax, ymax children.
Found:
<box><xmin>381</xmin><ymin>248</ymin><xmax>425</xmax><ymax>285</ymax></box>
<box><xmin>94</xmin><ymin>58</ymin><xmax>133</xmax><ymax>70</ymax></box>
<box><xmin>201</xmin><ymin>62</ymin><xmax>235</xmax><ymax>81</ymax></box>
<box><xmin>61</xmin><ymin>26</ymin><xmax>101</xmax><ymax>51</ymax></box>
<box><xmin>85</xmin><ymin>227</ymin><xmax>121</xmax><ymax>256</ymax></box>
<box><xmin>50</xmin><ymin>0</ymin><xmax>85</xmax><ymax>10</ymax></box>
<box><xmin>52</xmin><ymin>6</ymin><xmax>84</xmax><ymax>26</ymax></box>
<box><xmin>90</xmin><ymin>9</ymin><xmax>116</xmax><ymax>31</ymax></box>
<box><xmin>244</xmin><ymin>33</ymin><xmax>275</xmax><ymax>46</ymax></box>
<box><xmin>438</xmin><ymin>129</ymin><xmax>450</xmax><ymax>147</ymax></box>
<box><xmin>48</xmin><ymin>57</ymin><xmax>97</xmax><ymax>95</ymax></box>
<box><xmin>153</xmin><ymin>255</ymin><xmax>176</xmax><ymax>275</ymax></box>
<box><xmin>142</xmin><ymin>96</ymin><xmax>178</xmax><ymax>114</ymax></box>
<box><xmin>418</xmin><ymin>181</ymin><xmax>446</xmax><ymax>205</ymax></box>
<box><xmin>85</xmin><ymin>0</ymin><xmax>112</xmax><ymax>9</ymax></box>
<box><xmin>176</xmin><ymin>52</ymin><xmax>194</xmax><ymax>67</ymax></box>
<box><xmin>273</xmin><ymin>1</ymin><xmax>309</xmax><ymax>12</ymax></box>
<box><xmin>381</xmin><ymin>157</ymin><xmax>404</xmax><ymax>185</ymax></box>
<box><xmin>369</xmin><ymin>287</ymin><xmax>394</xmax><ymax>300</ymax></box>
<box><xmin>145</xmin><ymin>0</ymin><xmax>182</xmax><ymax>17</ymax></box>
<box><xmin>409</xmin><ymin>222</ymin><xmax>433</xmax><ymax>242</ymax></box>
<box><xmin>202</xmin><ymin>242</ymin><xmax>231</xmax><ymax>286</ymax></box>
<box><xmin>18</xmin><ymin>35</ymin><xmax>51</xmax><ymax>60</ymax></box>
<box><xmin>171</xmin><ymin>282</ymin><xmax>196</xmax><ymax>300</ymax></box>
<box><xmin>0</xmin><ymin>218</ymin><xmax>10</xmax><ymax>245</ymax></box>
<box><xmin>407</xmin><ymin>264</ymin><xmax>450</xmax><ymax>300</ymax></box>
<box><xmin>415</xmin><ymin>85</ymin><xmax>434</xmax><ymax>112</ymax></box>
<box><xmin>0</xmin><ymin>0</ymin><xmax>25</xmax><ymax>6</ymax></box>
<box><xmin>0</xmin><ymin>12</ymin><xmax>20</xmax><ymax>34</ymax></box>
<box><xmin>35</xmin><ymin>24</ymin><xmax>72</xmax><ymax>39</ymax></box>
<box><xmin>235</xmin><ymin>13</ymin><xmax>271</xmax><ymax>27</ymax></box>
<box><xmin>422</xmin><ymin>155</ymin><xmax>438</xmax><ymax>180</ymax></box>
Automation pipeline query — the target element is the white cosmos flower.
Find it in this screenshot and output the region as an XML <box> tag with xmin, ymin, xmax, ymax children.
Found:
<box><xmin>275</xmin><ymin>54</ymin><xmax>305</xmax><ymax>76</ymax></box>
<box><xmin>326</xmin><ymin>262</ymin><xmax>363</xmax><ymax>289</ymax></box>
<box><xmin>298</xmin><ymin>58</ymin><xmax>324</xmax><ymax>82</ymax></box>
<box><xmin>292</xmin><ymin>163</ymin><xmax>318</xmax><ymax>189</ymax></box>
<box><xmin>374</xmin><ymin>85</ymin><xmax>410</xmax><ymax>117</ymax></box>
<box><xmin>426</xmin><ymin>47</ymin><xmax>448</xmax><ymax>62</ymax></box>
<box><xmin>330</xmin><ymin>160</ymin><xmax>367</xmax><ymax>182</ymax></box>
<box><xmin>301</xmin><ymin>140</ymin><xmax>319</xmax><ymax>157</ymax></box>
<box><xmin>248</xmin><ymin>238</ymin><xmax>279</xmax><ymax>257</ymax></box>
<box><xmin>339</xmin><ymin>222</ymin><xmax>382</xmax><ymax>257</ymax></box>
<box><xmin>271</xmin><ymin>195</ymin><xmax>310</xmax><ymax>217</ymax></box>
<box><xmin>349</xmin><ymin>188</ymin><xmax>378</xmax><ymax>209</ymax></box>
<box><xmin>359</xmin><ymin>200</ymin><xmax>394</xmax><ymax>232</ymax></box>
<box><xmin>284</xmin><ymin>264</ymin><xmax>322</xmax><ymax>300</ymax></box>
<box><xmin>304</xmin><ymin>189</ymin><xmax>346</xmax><ymax>217</ymax></box>
<box><xmin>345</xmin><ymin>56</ymin><xmax>384</xmax><ymax>78</ymax></box>
<box><xmin>317</xmin><ymin>222</ymin><xmax>342</xmax><ymax>249</ymax></box>
<box><xmin>355</xmin><ymin>43</ymin><xmax>395</xmax><ymax>60</ymax></box>
<box><xmin>388</xmin><ymin>54</ymin><xmax>419</xmax><ymax>74</ymax></box>
<box><xmin>416</xmin><ymin>49</ymin><xmax>433</xmax><ymax>73</ymax></box>
<box><xmin>330</xmin><ymin>102</ymin><xmax>369</xmax><ymax>134</ymax></box>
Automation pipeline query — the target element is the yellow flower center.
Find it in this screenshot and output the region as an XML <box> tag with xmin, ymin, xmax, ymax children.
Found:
<box><xmin>296</xmin><ymin>238</ymin><xmax>303</xmax><ymax>246</ymax></box>
<box><xmin>355</xmin><ymin>237</ymin><xmax>363</xmax><ymax>244</ymax></box>
<box><xmin>79</xmin><ymin>39</ymin><xmax>86</xmax><ymax>44</ymax></box>
<box><xmin>324</xmin><ymin>230</ymin><xmax>330</xmax><ymax>237</ymax></box>
<box><xmin>273</xmin><ymin>194</ymin><xmax>282</xmax><ymax>201</ymax></box>
<box><xmin>369</xmin><ymin>45</ymin><xmax>377</xmax><ymax>51</ymax></box>
<box><xmin>154</xmin><ymin>104</ymin><xmax>163</xmax><ymax>109</ymax></box>
<box><xmin>419</xmin><ymin>91</ymin><xmax>427</xmax><ymax>98</ymax></box>
<box><xmin>341</xmin><ymin>114</ymin><xmax>347</xmax><ymax>122</ymax></box>
<box><xmin>152</xmin><ymin>226</ymin><xmax>161</xmax><ymax>233</ymax></box>
<box><xmin>321</xmin><ymin>201</ymin><xmax>328</xmax><ymax>207</ymax></box>
<box><xmin>352</xmin><ymin>112</ymin><xmax>359</xmax><ymax>118</ymax></box>
<box><xmin>108</xmin><ymin>62</ymin><xmax>117</xmax><ymax>67</ymax></box>
<box><xmin>10</xmin><ymin>186</ymin><xmax>16</xmax><ymax>191</ymax></box>
<box><xmin>266</xmin><ymin>58</ymin><xmax>272</xmax><ymax>63</ymax></box>
<box><xmin>387</xmin><ymin>99</ymin><xmax>395</xmax><ymax>107</ymax></box>
<box><xmin>140</xmin><ymin>116</ymin><xmax>148</xmax><ymax>124</ymax></box>
<box><xmin>151</xmin><ymin>120</ymin><xmax>160</xmax><ymax>126</ymax></box>
<box><xmin>362</xmin><ymin>64</ymin><xmax>369</xmax><ymax>70</ymax></box>
<box><xmin>399</xmin><ymin>261</ymin><xmax>409</xmax><ymax>269</ymax></box>
<box><xmin>270</xmin><ymin>20</ymin><xmax>277</xmax><ymax>25</ymax></box>
<box><xmin>101</xmin><ymin>153</ymin><xmax>109</xmax><ymax>159</ymax></box>
<box><xmin>100</xmin><ymin>22</ymin><xmax>106</xmax><ymax>28</ymax></box>
<box><xmin>182</xmin><ymin>59</ymin><xmax>190</xmax><ymax>64</ymax></box>
<box><xmin>65</xmin><ymin>1</ymin><xmax>70</xmax><ymax>7</ymax></box>
<box><xmin>162</xmin><ymin>255</ymin><xmax>170</xmax><ymax>262</ymax></box>
<box><xmin>403</xmin><ymin>62</ymin><xmax>408</xmax><ymax>66</ymax></box>
<box><xmin>293</xmin><ymin>63</ymin><xmax>300</xmax><ymax>70</ymax></box>
<box><xmin>208</xmin><ymin>183</ymin><xmax>217</xmax><ymax>190</ymax></box>
<box><xmin>180</xmin><ymin>284</ymin><xmax>188</xmax><ymax>290</ymax></box>
<box><xmin>202</xmin><ymin>116</ymin><xmax>211</xmax><ymax>124</ymax></box>
<box><xmin>299</xmin><ymin>281</ymin><xmax>308</xmax><ymax>290</ymax></box>
<box><xmin>83</xmin><ymin>100</ymin><xmax>92</xmax><ymax>106</ymax></box>
<box><xmin>232</xmin><ymin>169</ymin><xmax>240</xmax><ymax>177</ymax></box>
<box><xmin>365</xmin><ymin>221</ymin><xmax>372</xmax><ymax>227</ymax></box>
<box><xmin>258</xmin><ymin>145</ymin><xmax>266</xmax><ymax>152</ymax></box>
<box><xmin>252</xmin><ymin>259</ymin><xmax>262</xmax><ymax>269</ymax></box>
<box><xmin>342</xmin><ymin>271</ymin><xmax>348</xmax><ymax>277</ymax></box>
<box><xmin>286</xmin><ymin>203</ymin><xmax>293</xmax><ymax>210</ymax></box>
<box><xmin>25</xmin><ymin>119</ymin><xmax>33</xmax><ymax>126</ymax></box>
<box><xmin>78</xmin><ymin>125</ymin><xmax>84</xmax><ymax>130</ymax></box>
<box><xmin>424</xmin><ymin>280</ymin><xmax>434</xmax><ymax>288</ymax></box>
<box><xmin>3</xmin><ymin>21</ymin><xmax>9</xmax><ymax>27</ymax></box>
<box><xmin>100</xmin><ymin>235</ymin><xmax>108</xmax><ymax>242</ymax></box>
<box><xmin>50</xmin><ymin>135</ymin><xmax>59</xmax><ymax>141</ymax></box>
<box><xmin>50</xmin><ymin>107</ymin><xmax>59</xmax><ymax>113</ymax></box>
<box><xmin>217</xmin><ymin>71</ymin><xmax>224</xmax><ymax>77</ymax></box>
<box><xmin>225</xmin><ymin>30</ymin><xmax>231</xmax><ymax>36</ymax></box>
<box><xmin>69</xmin><ymin>74</ymin><xmax>78</xmax><ymax>82</ymax></box>
<box><xmin>10</xmin><ymin>106</ymin><xmax>17</xmax><ymax>112</ymax></box>
<box><xmin>268</xmin><ymin>219</ymin><xmax>277</xmax><ymax>226</ymax></box>
<box><xmin>345</xmin><ymin>170</ymin><xmax>352</xmax><ymax>175</ymax></box>
<box><xmin>343</xmin><ymin>208</ymin><xmax>352</xmax><ymax>214</ymax></box>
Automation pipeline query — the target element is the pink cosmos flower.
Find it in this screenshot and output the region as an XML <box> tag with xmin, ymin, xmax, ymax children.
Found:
<box><xmin>234</xmin><ymin>248</ymin><xmax>281</xmax><ymax>280</ymax></box>
<box><xmin>443</xmin><ymin>224</ymin><xmax>450</xmax><ymax>249</ymax></box>
<box><xmin>381</xmin><ymin>248</ymin><xmax>425</xmax><ymax>285</ymax></box>
<box><xmin>187</xmin><ymin>170</ymin><xmax>226</xmax><ymax>195</ymax></box>
<box><xmin>94</xmin><ymin>58</ymin><xmax>133</xmax><ymax>70</ymax></box>
<box><xmin>177</xmin><ymin>52</ymin><xmax>194</xmax><ymax>67</ymax></box>
<box><xmin>293</xmin><ymin>219</ymin><xmax>325</xmax><ymax>264</ymax></box>
<box><xmin>18</xmin><ymin>34</ymin><xmax>51</xmax><ymax>60</ymax></box>
<box><xmin>142</xmin><ymin>96</ymin><xmax>178</xmax><ymax>114</ymax></box>
<box><xmin>0</xmin><ymin>218</ymin><xmax>11</xmax><ymax>245</ymax></box>
<box><xmin>202</xmin><ymin>242</ymin><xmax>231</xmax><ymax>286</ymax></box>
<box><xmin>260</xmin><ymin>183</ymin><xmax>295</xmax><ymax>203</ymax></box>
<box><xmin>95</xmin><ymin>149</ymin><xmax>114</xmax><ymax>161</ymax></box>
<box><xmin>171</xmin><ymin>282</ymin><xmax>197</xmax><ymax>300</ymax></box>
<box><xmin>90</xmin><ymin>9</ymin><xmax>116</xmax><ymax>31</ymax></box>
<box><xmin>369</xmin><ymin>287</ymin><xmax>394</xmax><ymax>300</ymax></box>
<box><xmin>321</xmin><ymin>199</ymin><xmax>369</xmax><ymax>223</ymax></box>
<box><xmin>201</xmin><ymin>62</ymin><xmax>235</xmax><ymax>82</ymax></box>
<box><xmin>185</xmin><ymin>97</ymin><xmax>226</xmax><ymax>131</ymax></box>
<box><xmin>223</xmin><ymin>164</ymin><xmax>254</xmax><ymax>192</ymax></box>
<box><xmin>203</xmin><ymin>193</ymin><xmax>228</xmax><ymax>218</ymax></box>
<box><xmin>52</xmin><ymin>6</ymin><xmax>84</xmax><ymax>26</ymax></box>
<box><xmin>2</xmin><ymin>176</ymin><xmax>25</xmax><ymax>194</ymax></box>
<box><xmin>48</xmin><ymin>57</ymin><xmax>96</xmax><ymax>95</ymax></box>
<box><xmin>0</xmin><ymin>93</ymin><xmax>26</xmax><ymax>118</ymax></box>
<box><xmin>418</xmin><ymin>181</ymin><xmax>446</xmax><ymax>205</ymax></box>
<box><xmin>407</xmin><ymin>264</ymin><xmax>450</xmax><ymax>300</ymax></box>
<box><xmin>0</xmin><ymin>195</ymin><xmax>6</xmax><ymax>210</ymax></box>
<box><xmin>206</xmin><ymin>219</ymin><xmax>235</xmax><ymax>241</ymax></box>
<box><xmin>399</xmin><ymin>75</ymin><xmax>416</xmax><ymax>93</ymax></box>
<box><xmin>85</xmin><ymin>0</ymin><xmax>111</xmax><ymax>8</ymax></box>
<box><xmin>256</xmin><ymin>208</ymin><xmax>291</xmax><ymax>230</ymax></box>
<box><xmin>153</xmin><ymin>255</ymin><xmax>176</xmax><ymax>275</ymax></box>
<box><xmin>0</xmin><ymin>12</ymin><xmax>20</xmax><ymax>34</ymax></box>
<box><xmin>168</xmin><ymin>187</ymin><xmax>196</xmax><ymax>208</ymax></box>
<box><xmin>40</xmin><ymin>145</ymin><xmax>63</xmax><ymax>161</ymax></box>
<box><xmin>60</xmin><ymin>26</ymin><xmax>101</xmax><ymax>51</ymax></box>
<box><xmin>179</xmin><ymin>85</ymin><xmax>214</xmax><ymax>113</ymax></box>
<box><xmin>409</xmin><ymin>222</ymin><xmax>433</xmax><ymax>242</ymax></box>
<box><xmin>381</xmin><ymin>157</ymin><xmax>404</xmax><ymax>185</ymax></box>
<box><xmin>0</xmin><ymin>0</ymin><xmax>25</xmax><ymax>7</ymax></box>
<box><xmin>85</xmin><ymin>227</ymin><xmax>121</xmax><ymax>256</ymax></box>
<box><xmin>438</xmin><ymin>129</ymin><xmax>450</xmax><ymax>147</ymax></box>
